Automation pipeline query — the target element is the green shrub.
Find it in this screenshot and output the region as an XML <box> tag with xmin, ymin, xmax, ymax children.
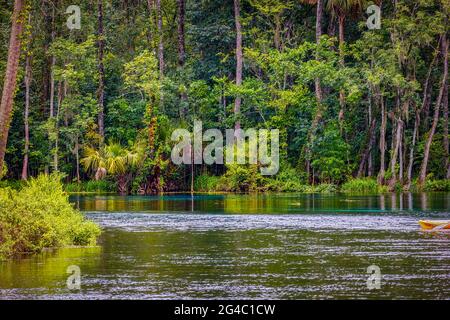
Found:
<box><xmin>65</xmin><ymin>180</ymin><xmax>116</xmax><ymax>193</ymax></box>
<box><xmin>265</xmin><ymin>166</ymin><xmax>305</xmax><ymax>192</ymax></box>
<box><xmin>312</xmin><ymin>183</ymin><xmax>338</xmax><ymax>193</ymax></box>
<box><xmin>0</xmin><ymin>174</ymin><xmax>101</xmax><ymax>260</ymax></box>
<box><xmin>194</xmin><ymin>174</ymin><xmax>220</xmax><ymax>192</ymax></box>
<box><xmin>423</xmin><ymin>179</ymin><xmax>450</xmax><ymax>192</ymax></box>
<box><xmin>341</xmin><ymin>178</ymin><xmax>388</xmax><ymax>193</ymax></box>
<box><xmin>217</xmin><ymin>165</ymin><xmax>264</xmax><ymax>192</ymax></box>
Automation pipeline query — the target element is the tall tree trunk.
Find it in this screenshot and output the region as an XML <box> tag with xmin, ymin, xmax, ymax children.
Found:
<box><xmin>327</xmin><ymin>13</ymin><xmax>336</xmax><ymax>38</ymax></box>
<box><xmin>177</xmin><ymin>0</ymin><xmax>188</xmax><ymax>118</ymax></box>
<box><xmin>21</xmin><ymin>32</ymin><xmax>32</xmax><ymax>181</ymax></box>
<box><xmin>97</xmin><ymin>0</ymin><xmax>105</xmax><ymax>142</ymax></box>
<box><xmin>406</xmin><ymin>107</ymin><xmax>419</xmax><ymax>188</ymax></box>
<box><xmin>49</xmin><ymin>2</ymin><xmax>56</xmax><ymax>118</ymax></box>
<box><xmin>75</xmin><ymin>137</ymin><xmax>80</xmax><ymax>183</ymax></box>
<box><xmin>54</xmin><ymin>81</ymin><xmax>63</xmax><ymax>172</ymax></box>
<box><xmin>274</xmin><ymin>12</ymin><xmax>282</xmax><ymax>51</ymax></box>
<box><xmin>377</xmin><ymin>90</ymin><xmax>387</xmax><ymax>184</ymax></box>
<box><xmin>357</xmin><ymin>119</ymin><xmax>377</xmax><ymax>178</ymax></box>
<box><xmin>177</xmin><ymin>0</ymin><xmax>186</xmax><ymax>67</ymax></box>
<box><xmin>444</xmin><ymin>81</ymin><xmax>449</xmax><ymax>178</ymax></box>
<box><xmin>388</xmin><ymin>114</ymin><xmax>403</xmax><ymax>189</ymax></box>
<box><xmin>338</xmin><ymin>13</ymin><xmax>345</xmax><ymax>131</ymax></box>
<box><xmin>234</xmin><ymin>0</ymin><xmax>243</xmax><ymax>132</ymax></box>
<box><xmin>406</xmin><ymin>51</ymin><xmax>438</xmax><ymax>187</ymax></box>
<box><xmin>314</xmin><ymin>0</ymin><xmax>323</xmax><ymax>104</ymax></box>
<box><xmin>0</xmin><ymin>0</ymin><xmax>26</xmax><ymax>174</ymax></box>
<box><xmin>156</xmin><ymin>0</ymin><xmax>164</xmax><ymax>78</ymax></box>
<box><xmin>305</xmin><ymin>0</ymin><xmax>324</xmax><ymax>180</ymax></box>
<box><xmin>146</xmin><ymin>0</ymin><xmax>155</xmax><ymax>45</ymax></box>
<box><xmin>419</xmin><ymin>34</ymin><xmax>448</xmax><ymax>185</ymax></box>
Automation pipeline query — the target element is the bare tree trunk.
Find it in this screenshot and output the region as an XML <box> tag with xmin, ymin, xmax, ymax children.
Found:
<box><xmin>75</xmin><ymin>137</ymin><xmax>80</xmax><ymax>183</ymax></box>
<box><xmin>444</xmin><ymin>82</ymin><xmax>449</xmax><ymax>178</ymax></box>
<box><xmin>177</xmin><ymin>0</ymin><xmax>186</xmax><ymax>67</ymax></box>
<box><xmin>49</xmin><ymin>2</ymin><xmax>56</xmax><ymax>118</ymax></box>
<box><xmin>156</xmin><ymin>0</ymin><xmax>164</xmax><ymax>78</ymax></box>
<box><xmin>314</xmin><ymin>0</ymin><xmax>323</xmax><ymax>105</ymax></box>
<box><xmin>0</xmin><ymin>0</ymin><xmax>26</xmax><ymax>174</ymax></box>
<box><xmin>406</xmin><ymin>108</ymin><xmax>419</xmax><ymax>188</ymax></box>
<box><xmin>146</xmin><ymin>0</ymin><xmax>155</xmax><ymax>45</ymax></box>
<box><xmin>54</xmin><ymin>81</ymin><xmax>63</xmax><ymax>172</ymax></box>
<box><xmin>21</xmin><ymin>30</ymin><xmax>32</xmax><ymax>181</ymax></box>
<box><xmin>377</xmin><ymin>91</ymin><xmax>387</xmax><ymax>184</ymax></box>
<box><xmin>177</xmin><ymin>0</ymin><xmax>188</xmax><ymax>118</ymax></box>
<box><xmin>357</xmin><ymin>119</ymin><xmax>377</xmax><ymax>178</ymax></box>
<box><xmin>419</xmin><ymin>35</ymin><xmax>448</xmax><ymax>185</ymax></box>
<box><xmin>97</xmin><ymin>0</ymin><xmax>105</xmax><ymax>142</ymax></box>
<box><xmin>305</xmin><ymin>0</ymin><xmax>324</xmax><ymax>180</ymax></box>
<box><xmin>327</xmin><ymin>13</ymin><xmax>336</xmax><ymax>38</ymax></box>
<box><xmin>388</xmin><ymin>116</ymin><xmax>403</xmax><ymax>189</ymax></box>
<box><xmin>338</xmin><ymin>13</ymin><xmax>345</xmax><ymax>131</ymax></box>
<box><xmin>274</xmin><ymin>12</ymin><xmax>281</xmax><ymax>51</ymax></box>
<box><xmin>406</xmin><ymin>52</ymin><xmax>438</xmax><ymax>187</ymax></box>
<box><xmin>234</xmin><ymin>0</ymin><xmax>243</xmax><ymax>132</ymax></box>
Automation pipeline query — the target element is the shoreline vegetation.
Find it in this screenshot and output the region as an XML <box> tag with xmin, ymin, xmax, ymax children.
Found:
<box><xmin>2</xmin><ymin>176</ymin><xmax>450</xmax><ymax>195</ymax></box>
<box><xmin>0</xmin><ymin>174</ymin><xmax>101</xmax><ymax>260</ymax></box>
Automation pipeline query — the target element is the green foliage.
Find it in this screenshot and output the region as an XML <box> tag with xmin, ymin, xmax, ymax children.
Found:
<box><xmin>81</xmin><ymin>142</ymin><xmax>143</xmax><ymax>178</ymax></box>
<box><xmin>0</xmin><ymin>179</ymin><xmax>24</xmax><ymax>190</ymax></box>
<box><xmin>194</xmin><ymin>174</ymin><xmax>221</xmax><ymax>192</ymax></box>
<box><xmin>217</xmin><ymin>165</ymin><xmax>264</xmax><ymax>193</ymax></box>
<box><xmin>123</xmin><ymin>50</ymin><xmax>160</xmax><ymax>99</ymax></box>
<box><xmin>311</xmin><ymin>124</ymin><xmax>351</xmax><ymax>184</ymax></box>
<box><xmin>341</xmin><ymin>178</ymin><xmax>388</xmax><ymax>193</ymax></box>
<box><xmin>65</xmin><ymin>180</ymin><xmax>116</xmax><ymax>193</ymax></box>
<box><xmin>0</xmin><ymin>174</ymin><xmax>101</xmax><ymax>260</ymax></box>
<box><xmin>264</xmin><ymin>165</ymin><xmax>306</xmax><ymax>192</ymax></box>
<box><xmin>423</xmin><ymin>180</ymin><xmax>450</xmax><ymax>192</ymax></box>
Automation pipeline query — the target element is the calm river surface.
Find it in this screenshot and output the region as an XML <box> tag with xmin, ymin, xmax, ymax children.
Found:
<box><xmin>1</xmin><ymin>193</ymin><xmax>450</xmax><ymax>299</ymax></box>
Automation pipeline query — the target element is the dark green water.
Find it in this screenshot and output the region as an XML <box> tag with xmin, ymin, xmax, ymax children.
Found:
<box><xmin>1</xmin><ymin>193</ymin><xmax>450</xmax><ymax>299</ymax></box>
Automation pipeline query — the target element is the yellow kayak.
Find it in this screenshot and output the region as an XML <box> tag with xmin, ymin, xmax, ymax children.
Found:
<box><xmin>418</xmin><ymin>220</ymin><xmax>450</xmax><ymax>230</ymax></box>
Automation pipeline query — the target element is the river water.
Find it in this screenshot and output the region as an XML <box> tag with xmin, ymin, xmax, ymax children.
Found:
<box><xmin>1</xmin><ymin>193</ymin><xmax>449</xmax><ymax>299</ymax></box>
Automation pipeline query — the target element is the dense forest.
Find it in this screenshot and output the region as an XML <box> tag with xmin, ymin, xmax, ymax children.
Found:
<box><xmin>0</xmin><ymin>0</ymin><xmax>448</xmax><ymax>194</ymax></box>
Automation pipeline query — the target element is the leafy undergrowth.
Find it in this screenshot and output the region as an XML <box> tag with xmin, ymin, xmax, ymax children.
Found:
<box><xmin>341</xmin><ymin>178</ymin><xmax>388</xmax><ymax>193</ymax></box>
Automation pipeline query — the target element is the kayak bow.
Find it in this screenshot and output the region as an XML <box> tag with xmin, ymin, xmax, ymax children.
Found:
<box><xmin>418</xmin><ymin>220</ymin><xmax>450</xmax><ymax>230</ymax></box>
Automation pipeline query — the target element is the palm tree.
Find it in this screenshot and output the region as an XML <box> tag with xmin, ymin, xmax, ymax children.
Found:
<box><xmin>81</xmin><ymin>143</ymin><xmax>142</xmax><ymax>194</ymax></box>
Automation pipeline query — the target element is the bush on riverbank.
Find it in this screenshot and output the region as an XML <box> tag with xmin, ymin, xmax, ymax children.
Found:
<box><xmin>341</xmin><ymin>178</ymin><xmax>388</xmax><ymax>193</ymax></box>
<box><xmin>0</xmin><ymin>174</ymin><xmax>101</xmax><ymax>260</ymax></box>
